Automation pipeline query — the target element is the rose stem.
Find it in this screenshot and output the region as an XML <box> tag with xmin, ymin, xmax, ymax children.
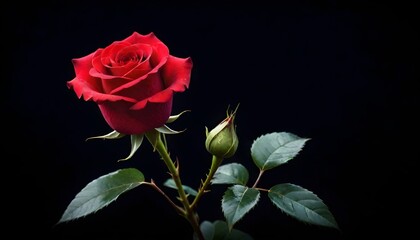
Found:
<box><xmin>191</xmin><ymin>155</ymin><xmax>223</xmax><ymax>209</ymax></box>
<box><xmin>152</xmin><ymin>132</ymin><xmax>205</xmax><ymax>240</ymax></box>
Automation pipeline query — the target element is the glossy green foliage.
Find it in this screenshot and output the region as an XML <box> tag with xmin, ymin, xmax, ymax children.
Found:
<box><xmin>251</xmin><ymin>132</ymin><xmax>309</xmax><ymax>170</ymax></box>
<box><xmin>222</xmin><ymin>185</ymin><xmax>260</xmax><ymax>229</ymax></box>
<box><xmin>211</xmin><ymin>163</ymin><xmax>249</xmax><ymax>186</ymax></box>
<box><xmin>268</xmin><ymin>183</ymin><xmax>339</xmax><ymax>229</ymax></box>
<box><xmin>58</xmin><ymin>168</ymin><xmax>144</xmax><ymax>223</ymax></box>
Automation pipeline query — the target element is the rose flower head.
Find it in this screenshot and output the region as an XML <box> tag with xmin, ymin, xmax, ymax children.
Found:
<box><xmin>205</xmin><ymin>105</ymin><xmax>239</xmax><ymax>158</ymax></box>
<box><xmin>67</xmin><ymin>32</ymin><xmax>193</xmax><ymax>135</ymax></box>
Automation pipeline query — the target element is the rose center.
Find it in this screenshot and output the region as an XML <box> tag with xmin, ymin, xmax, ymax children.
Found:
<box><xmin>117</xmin><ymin>53</ymin><xmax>141</xmax><ymax>65</ymax></box>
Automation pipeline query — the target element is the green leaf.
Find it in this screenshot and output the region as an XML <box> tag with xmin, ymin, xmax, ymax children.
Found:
<box><xmin>58</xmin><ymin>168</ymin><xmax>145</xmax><ymax>223</ymax></box>
<box><xmin>195</xmin><ymin>220</ymin><xmax>254</xmax><ymax>240</ymax></box>
<box><xmin>118</xmin><ymin>134</ymin><xmax>144</xmax><ymax>162</ymax></box>
<box><xmin>196</xmin><ymin>220</ymin><xmax>215</xmax><ymax>240</ymax></box>
<box><xmin>211</xmin><ymin>163</ymin><xmax>249</xmax><ymax>186</ymax></box>
<box><xmin>268</xmin><ymin>183</ymin><xmax>339</xmax><ymax>229</ymax></box>
<box><xmin>85</xmin><ymin>130</ymin><xmax>125</xmax><ymax>141</ymax></box>
<box><xmin>213</xmin><ymin>220</ymin><xmax>254</xmax><ymax>240</ymax></box>
<box><xmin>251</xmin><ymin>132</ymin><xmax>310</xmax><ymax>170</ymax></box>
<box><xmin>163</xmin><ymin>178</ymin><xmax>198</xmax><ymax>197</ymax></box>
<box><xmin>222</xmin><ymin>185</ymin><xmax>260</xmax><ymax>230</ymax></box>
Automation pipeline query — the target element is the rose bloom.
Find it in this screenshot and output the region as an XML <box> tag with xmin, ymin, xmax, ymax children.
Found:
<box><xmin>67</xmin><ymin>32</ymin><xmax>192</xmax><ymax>135</ymax></box>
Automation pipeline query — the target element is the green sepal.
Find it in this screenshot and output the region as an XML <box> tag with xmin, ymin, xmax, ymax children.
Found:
<box><xmin>166</xmin><ymin>110</ymin><xmax>190</xmax><ymax>123</ymax></box>
<box><xmin>145</xmin><ymin>129</ymin><xmax>160</xmax><ymax>151</ymax></box>
<box><xmin>85</xmin><ymin>130</ymin><xmax>125</xmax><ymax>141</ymax></box>
<box><xmin>155</xmin><ymin>124</ymin><xmax>185</xmax><ymax>135</ymax></box>
<box><xmin>118</xmin><ymin>134</ymin><xmax>144</xmax><ymax>162</ymax></box>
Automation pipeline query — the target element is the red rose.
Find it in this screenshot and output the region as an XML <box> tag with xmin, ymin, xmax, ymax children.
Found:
<box><xmin>67</xmin><ymin>32</ymin><xmax>192</xmax><ymax>135</ymax></box>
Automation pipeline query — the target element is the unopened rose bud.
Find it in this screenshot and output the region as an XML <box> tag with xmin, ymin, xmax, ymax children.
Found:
<box><xmin>205</xmin><ymin>106</ymin><xmax>239</xmax><ymax>158</ymax></box>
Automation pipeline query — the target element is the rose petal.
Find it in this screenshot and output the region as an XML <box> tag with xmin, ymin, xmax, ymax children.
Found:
<box><xmin>124</xmin><ymin>32</ymin><xmax>163</xmax><ymax>46</ymax></box>
<box><xmin>109</xmin><ymin>44</ymin><xmax>152</xmax><ymax>76</ymax></box>
<box><xmin>100</xmin><ymin>42</ymin><xmax>130</xmax><ymax>68</ymax></box>
<box><xmin>89</xmin><ymin>67</ymin><xmax>130</xmax><ymax>80</ymax></box>
<box><xmin>98</xmin><ymin>99</ymin><xmax>173</xmax><ymax>135</ymax></box>
<box><xmin>128</xmin><ymin>56</ymin><xmax>192</xmax><ymax>110</ymax></box>
<box><xmin>120</xmin><ymin>44</ymin><xmax>153</xmax><ymax>78</ymax></box>
<box><xmin>67</xmin><ymin>77</ymin><xmax>137</xmax><ymax>103</ymax></box>
<box><xmin>98</xmin><ymin>75</ymin><xmax>131</xmax><ymax>94</ymax></box>
<box><xmin>162</xmin><ymin>56</ymin><xmax>193</xmax><ymax>92</ymax></box>
<box><xmin>68</xmin><ymin>53</ymin><xmax>104</xmax><ymax>99</ymax></box>
<box><xmin>71</xmin><ymin>53</ymin><xmax>100</xmax><ymax>86</ymax></box>
<box><xmin>91</xmin><ymin>48</ymin><xmax>109</xmax><ymax>76</ymax></box>
<box><xmin>130</xmin><ymin>88</ymin><xmax>173</xmax><ymax>110</ymax></box>
<box><xmin>96</xmin><ymin>44</ymin><xmax>154</xmax><ymax>93</ymax></box>
<box><xmin>109</xmin><ymin>58</ymin><xmax>169</xmax><ymax>95</ymax></box>
<box><xmin>149</xmin><ymin>43</ymin><xmax>170</xmax><ymax>67</ymax></box>
<box><xmin>113</xmin><ymin>72</ymin><xmax>164</xmax><ymax>102</ymax></box>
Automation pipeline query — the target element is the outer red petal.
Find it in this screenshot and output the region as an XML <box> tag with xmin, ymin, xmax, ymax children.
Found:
<box><xmin>129</xmin><ymin>56</ymin><xmax>192</xmax><ymax>110</ymax></box>
<box><xmin>69</xmin><ymin>53</ymin><xmax>102</xmax><ymax>92</ymax></box>
<box><xmin>98</xmin><ymin>99</ymin><xmax>173</xmax><ymax>135</ymax></box>
<box><xmin>114</xmin><ymin>72</ymin><xmax>164</xmax><ymax>102</ymax></box>
<box><xmin>130</xmin><ymin>88</ymin><xmax>173</xmax><ymax>110</ymax></box>
<box><xmin>161</xmin><ymin>56</ymin><xmax>193</xmax><ymax>92</ymax></box>
<box><xmin>67</xmin><ymin>53</ymin><xmax>102</xmax><ymax>100</ymax></box>
<box><xmin>123</xmin><ymin>32</ymin><xmax>163</xmax><ymax>46</ymax></box>
<box><xmin>67</xmin><ymin>52</ymin><xmax>137</xmax><ymax>103</ymax></box>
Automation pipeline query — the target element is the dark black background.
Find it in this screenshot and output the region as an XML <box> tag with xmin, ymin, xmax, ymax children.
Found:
<box><xmin>3</xmin><ymin>1</ymin><xmax>419</xmax><ymax>239</ymax></box>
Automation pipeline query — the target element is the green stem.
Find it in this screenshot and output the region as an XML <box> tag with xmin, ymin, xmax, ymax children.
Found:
<box><xmin>191</xmin><ymin>155</ymin><xmax>224</xmax><ymax>210</ymax></box>
<box><xmin>149</xmin><ymin>131</ymin><xmax>205</xmax><ymax>240</ymax></box>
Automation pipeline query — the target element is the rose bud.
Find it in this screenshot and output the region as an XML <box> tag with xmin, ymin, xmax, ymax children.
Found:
<box><xmin>205</xmin><ymin>106</ymin><xmax>239</xmax><ymax>158</ymax></box>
